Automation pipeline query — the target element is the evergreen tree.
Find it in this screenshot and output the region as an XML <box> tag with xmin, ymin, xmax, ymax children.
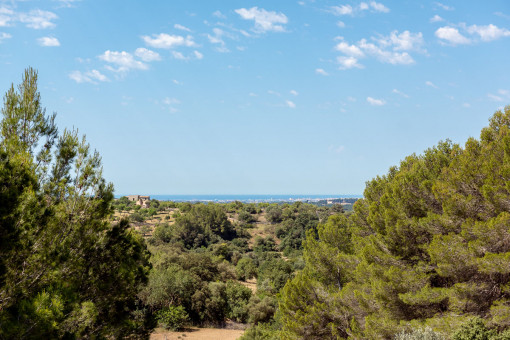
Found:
<box><xmin>0</xmin><ymin>68</ymin><xmax>152</xmax><ymax>338</ymax></box>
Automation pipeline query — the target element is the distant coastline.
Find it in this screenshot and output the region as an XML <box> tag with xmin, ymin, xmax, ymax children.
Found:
<box><xmin>115</xmin><ymin>194</ymin><xmax>362</xmax><ymax>203</ymax></box>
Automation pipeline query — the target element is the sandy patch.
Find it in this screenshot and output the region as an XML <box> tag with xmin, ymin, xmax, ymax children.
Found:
<box><xmin>150</xmin><ymin>327</ymin><xmax>244</xmax><ymax>340</ymax></box>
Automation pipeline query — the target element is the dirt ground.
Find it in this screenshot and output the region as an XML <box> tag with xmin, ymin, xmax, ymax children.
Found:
<box><xmin>150</xmin><ymin>327</ymin><xmax>244</xmax><ymax>340</ymax></box>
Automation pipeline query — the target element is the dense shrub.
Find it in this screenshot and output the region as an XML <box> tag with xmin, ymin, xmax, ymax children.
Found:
<box><xmin>156</xmin><ymin>305</ymin><xmax>189</xmax><ymax>331</ymax></box>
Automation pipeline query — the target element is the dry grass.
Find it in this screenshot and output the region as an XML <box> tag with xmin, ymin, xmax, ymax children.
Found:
<box><xmin>150</xmin><ymin>327</ymin><xmax>244</xmax><ymax>340</ymax></box>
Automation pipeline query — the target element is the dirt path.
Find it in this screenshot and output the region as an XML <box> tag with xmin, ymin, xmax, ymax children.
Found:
<box><xmin>150</xmin><ymin>327</ymin><xmax>244</xmax><ymax>340</ymax></box>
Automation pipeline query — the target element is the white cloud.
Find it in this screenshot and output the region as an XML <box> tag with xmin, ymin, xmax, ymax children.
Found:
<box><xmin>335</xmin><ymin>30</ymin><xmax>423</xmax><ymax>70</ymax></box>
<box><xmin>235</xmin><ymin>7</ymin><xmax>288</xmax><ymax>33</ymax></box>
<box><xmin>53</xmin><ymin>0</ymin><xmax>81</xmax><ymax>8</ymax></box>
<box><xmin>331</xmin><ymin>5</ymin><xmax>353</xmax><ymax>16</ymax></box>
<box><xmin>0</xmin><ymin>32</ymin><xmax>11</xmax><ymax>42</ymax></box>
<box><xmin>425</xmin><ymin>81</ymin><xmax>438</xmax><ymax>88</ymax></box>
<box><xmin>162</xmin><ymin>97</ymin><xmax>180</xmax><ymax>113</ymax></box>
<box><xmin>466</xmin><ymin>24</ymin><xmax>510</xmax><ymax>42</ymax></box>
<box><xmin>171</xmin><ymin>51</ymin><xmax>187</xmax><ymax>60</ymax></box>
<box><xmin>488</xmin><ymin>93</ymin><xmax>503</xmax><ymax>102</ymax></box>
<box><xmin>290</xmin><ymin>90</ymin><xmax>298</xmax><ymax>96</ymax></box>
<box><xmin>337</xmin><ymin>21</ymin><xmax>345</xmax><ymax>28</ymax></box>
<box><xmin>69</xmin><ymin>69</ymin><xmax>109</xmax><ymax>84</ymax></box>
<box><xmin>378</xmin><ymin>30</ymin><xmax>425</xmax><ymax>52</ymax></box>
<box><xmin>194</xmin><ymin>50</ymin><xmax>203</xmax><ymax>59</ymax></box>
<box><xmin>430</xmin><ymin>15</ymin><xmax>444</xmax><ymax>23</ymax></box>
<box><xmin>268</xmin><ymin>90</ymin><xmax>281</xmax><ymax>97</ymax></box>
<box><xmin>163</xmin><ymin>97</ymin><xmax>180</xmax><ymax>105</ymax></box>
<box><xmin>369</xmin><ymin>1</ymin><xmax>389</xmax><ymax>13</ymax></box>
<box><xmin>315</xmin><ymin>68</ymin><xmax>329</xmax><ymax>76</ymax></box>
<box><xmin>285</xmin><ymin>100</ymin><xmax>296</xmax><ymax>108</ymax></box>
<box><xmin>19</xmin><ymin>9</ymin><xmax>57</xmax><ymax>29</ymax></box>
<box><xmin>358</xmin><ymin>38</ymin><xmax>415</xmax><ymax>64</ymax></box>
<box><xmin>335</xmin><ymin>41</ymin><xmax>365</xmax><ymax>57</ymax></box>
<box><xmin>134</xmin><ymin>47</ymin><xmax>161</xmax><ymax>62</ymax></box>
<box><xmin>359</xmin><ymin>3</ymin><xmax>369</xmax><ymax>11</ymax></box>
<box><xmin>435</xmin><ymin>26</ymin><xmax>470</xmax><ymax>44</ymax></box>
<box><xmin>332</xmin><ymin>2</ymin><xmax>389</xmax><ymax>16</ymax></box>
<box><xmin>99</xmin><ymin>50</ymin><xmax>148</xmax><ymax>72</ymax></box>
<box><xmin>37</xmin><ymin>36</ymin><xmax>60</xmax><ymax>46</ymax></box>
<box><xmin>367</xmin><ymin>97</ymin><xmax>386</xmax><ymax>106</ymax></box>
<box><xmin>213</xmin><ymin>10</ymin><xmax>226</xmax><ymax>19</ymax></box>
<box><xmin>462</xmin><ymin>103</ymin><xmax>471</xmax><ymax>108</ymax></box>
<box><xmin>488</xmin><ymin>89</ymin><xmax>510</xmax><ymax>102</ymax></box>
<box><xmin>142</xmin><ymin>33</ymin><xmax>195</xmax><ymax>49</ymax></box>
<box><xmin>174</xmin><ymin>24</ymin><xmax>191</xmax><ymax>32</ymax></box>
<box><xmin>435</xmin><ymin>2</ymin><xmax>454</xmax><ymax>11</ymax></box>
<box><xmin>392</xmin><ymin>89</ymin><xmax>409</xmax><ymax>98</ymax></box>
<box><xmin>0</xmin><ymin>7</ymin><xmax>14</xmax><ymax>27</ymax></box>
<box><xmin>207</xmin><ymin>27</ymin><xmax>229</xmax><ymax>52</ymax></box>
<box><xmin>337</xmin><ymin>56</ymin><xmax>364</xmax><ymax>69</ymax></box>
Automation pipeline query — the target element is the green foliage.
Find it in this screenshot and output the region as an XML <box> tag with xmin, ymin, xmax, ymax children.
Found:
<box><xmin>236</xmin><ymin>257</ymin><xmax>257</xmax><ymax>281</ymax></box>
<box><xmin>279</xmin><ymin>106</ymin><xmax>510</xmax><ymax>339</ymax></box>
<box><xmin>240</xmin><ymin>321</ymin><xmax>280</xmax><ymax>340</ymax></box>
<box><xmin>395</xmin><ymin>327</ymin><xmax>446</xmax><ymax>340</ymax></box>
<box><xmin>257</xmin><ymin>258</ymin><xmax>293</xmax><ymax>294</ymax></box>
<box><xmin>156</xmin><ymin>305</ymin><xmax>189</xmax><ymax>331</ymax></box>
<box><xmin>247</xmin><ymin>296</ymin><xmax>276</xmax><ymax>325</ymax></box>
<box><xmin>0</xmin><ymin>68</ymin><xmax>152</xmax><ymax>338</ymax></box>
<box><xmin>225</xmin><ymin>281</ymin><xmax>252</xmax><ymax>322</ymax></box>
<box><xmin>265</xmin><ymin>205</ymin><xmax>283</xmax><ymax>224</ymax></box>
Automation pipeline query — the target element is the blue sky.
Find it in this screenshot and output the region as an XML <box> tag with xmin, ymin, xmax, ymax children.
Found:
<box><xmin>1</xmin><ymin>0</ymin><xmax>509</xmax><ymax>195</ymax></box>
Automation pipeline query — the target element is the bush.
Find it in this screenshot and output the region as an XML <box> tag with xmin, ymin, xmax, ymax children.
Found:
<box><xmin>247</xmin><ymin>296</ymin><xmax>276</xmax><ymax>325</ymax></box>
<box><xmin>156</xmin><ymin>305</ymin><xmax>189</xmax><ymax>331</ymax></box>
<box><xmin>238</xmin><ymin>210</ymin><xmax>256</xmax><ymax>223</ymax></box>
<box><xmin>130</xmin><ymin>212</ymin><xmax>144</xmax><ymax>222</ymax></box>
<box><xmin>236</xmin><ymin>258</ymin><xmax>257</xmax><ymax>281</ymax></box>
<box><xmin>452</xmin><ymin>318</ymin><xmax>497</xmax><ymax>340</ymax></box>
<box><xmin>394</xmin><ymin>327</ymin><xmax>446</xmax><ymax>340</ymax></box>
<box><xmin>225</xmin><ymin>281</ymin><xmax>252</xmax><ymax>322</ymax></box>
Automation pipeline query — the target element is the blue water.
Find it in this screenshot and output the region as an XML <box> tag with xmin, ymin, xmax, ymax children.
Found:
<box><xmin>117</xmin><ymin>194</ymin><xmax>362</xmax><ymax>203</ymax></box>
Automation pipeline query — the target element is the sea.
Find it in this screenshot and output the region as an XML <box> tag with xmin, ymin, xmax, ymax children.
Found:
<box><xmin>117</xmin><ymin>194</ymin><xmax>362</xmax><ymax>203</ymax></box>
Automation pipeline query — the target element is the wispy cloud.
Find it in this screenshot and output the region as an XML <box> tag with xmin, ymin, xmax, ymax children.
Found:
<box><xmin>466</xmin><ymin>24</ymin><xmax>510</xmax><ymax>42</ymax></box>
<box><xmin>425</xmin><ymin>81</ymin><xmax>438</xmax><ymax>88</ymax></box>
<box><xmin>0</xmin><ymin>7</ymin><xmax>14</xmax><ymax>27</ymax></box>
<box><xmin>174</xmin><ymin>24</ymin><xmax>191</xmax><ymax>32</ymax></box>
<box><xmin>37</xmin><ymin>36</ymin><xmax>60</xmax><ymax>46</ymax></box>
<box><xmin>335</xmin><ymin>30</ymin><xmax>424</xmax><ymax>69</ymax></box>
<box><xmin>99</xmin><ymin>50</ymin><xmax>148</xmax><ymax>73</ymax></box>
<box><xmin>430</xmin><ymin>15</ymin><xmax>444</xmax><ymax>23</ymax></box>
<box><xmin>331</xmin><ymin>2</ymin><xmax>389</xmax><ymax>16</ymax></box>
<box><xmin>53</xmin><ymin>0</ymin><xmax>81</xmax><ymax>8</ymax></box>
<box><xmin>315</xmin><ymin>68</ymin><xmax>329</xmax><ymax>76</ymax></box>
<box><xmin>235</xmin><ymin>7</ymin><xmax>288</xmax><ymax>33</ymax></box>
<box><xmin>435</xmin><ymin>2</ymin><xmax>454</xmax><ymax>11</ymax></box>
<box><xmin>19</xmin><ymin>9</ymin><xmax>58</xmax><ymax>29</ymax></box>
<box><xmin>0</xmin><ymin>32</ymin><xmax>11</xmax><ymax>42</ymax></box>
<box><xmin>488</xmin><ymin>89</ymin><xmax>510</xmax><ymax>102</ymax></box>
<box><xmin>435</xmin><ymin>23</ymin><xmax>510</xmax><ymax>45</ymax></box>
<box><xmin>392</xmin><ymin>89</ymin><xmax>409</xmax><ymax>98</ymax></box>
<box><xmin>212</xmin><ymin>10</ymin><xmax>226</xmax><ymax>19</ymax></box>
<box><xmin>134</xmin><ymin>47</ymin><xmax>161</xmax><ymax>62</ymax></box>
<box><xmin>367</xmin><ymin>96</ymin><xmax>386</xmax><ymax>106</ymax></box>
<box><xmin>142</xmin><ymin>33</ymin><xmax>196</xmax><ymax>49</ymax></box>
<box><xmin>69</xmin><ymin>69</ymin><xmax>109</xmax><ymax>84</ymax></box>
<box><xmin>290</xmin><ymin>90</ymin><xmax>298</xmax><ymax>96</ymax></box>
<box><xmin>285</xmin><ymin>100</ymin><xmax>296</xmax><ymax>108</ymax></box>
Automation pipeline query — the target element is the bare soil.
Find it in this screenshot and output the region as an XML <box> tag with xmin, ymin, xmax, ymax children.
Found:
<box><xmin>150</xmin><ymin>327</ymin><xmax>244</xmax><ymax>340</ymax></box>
